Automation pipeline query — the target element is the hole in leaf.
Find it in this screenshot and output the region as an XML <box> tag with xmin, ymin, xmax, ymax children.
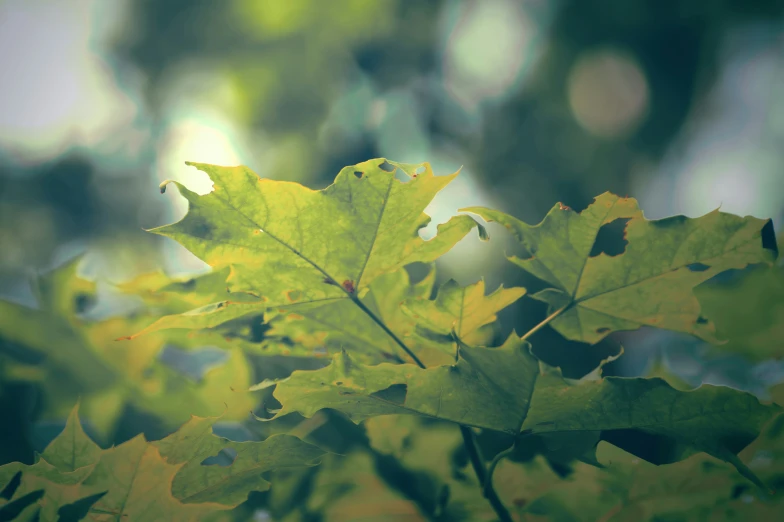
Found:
<box><xmin>761</xmin><ymin>219</ymin><xmax>778</xmax><ymax>256</ymax></box>
<box><xmin>57</xmin><ymin>491</ymin><xmax>108</xmax><ymax>522</ymax></box>
<box><xmin>696</xmin><ymin>316</ymin><xmax>708</xmax><ymax>325</ymax></box>
<box><xmin>200</xmin><ymin>448</ymin><xmax>238</xmax><ymax>467</ymax></box>
<box><xmin>249</xmin><ymin>320</ymin><xmax>270</xmax><ymax>343</ymax></box>
<box><xmin>335</xmin><ymin>381</ymin><xmax>343</xmax><ymax>386</ymax></box>
<box><xmin>589</xmin><ymin>218</ymin><xmax>630</xmax><ymax>257</ymax></box>
<box><xmin>686</xmin><ymin>262</ymin><xmax>710</xmax><ymax>272</ymax></box>
<box><xmin>370</xmin><ymin>384</ymin><xmax>407</xmax><ymax>405</ymax></box>
<box><xmin>394</xmin><ymin>169</ymin><xmax>410</xmax><ymax>183</ymax></box>
<box><xmin>378</xmin><ymin>160</ymin><xmax>395</xmax><ymax>172</ymax></box>
<box><xmin>596</xmin><ymin>327</ymin><xmax>611</xmax><ymax>334</ymax></box>
<box><xmin>353</xmin><ymin>171</ymin><xmax>363</xmax><ymax>179</ymax></box>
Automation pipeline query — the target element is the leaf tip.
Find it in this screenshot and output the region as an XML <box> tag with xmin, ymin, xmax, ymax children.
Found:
<box><xmin>158</xmin><ymin>180</ymin><xmax>175</xmax><ymax>194</ymax></box>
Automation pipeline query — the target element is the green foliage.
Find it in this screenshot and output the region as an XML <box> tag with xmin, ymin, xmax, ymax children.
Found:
<box><xmin>0</xmin><ymin>259</ymin><xmax>255</xmax><ymax>437</ymax></box>
<box><xmin>266</xmin><ymin>334</ymin><xmax>777</xmax><ymax>488</ymax></box>
<box><xmin>695</xmin><ymin>264</ymin><xmax>784</xmax><ymax>360</ymax></box>
<box><xmin>0</xmin><ymin>405</ymin><xmax>325</xmax><ymax>520</ymax></box>
<box><xmin>464</xmin><ymin>194</ymin><xmax>776</xmax><ymax>344</ymax></box>
<box><xmin>2</xmin><ymin>158</ymin><xmax>781</xmax><ymax>520</ymax></box>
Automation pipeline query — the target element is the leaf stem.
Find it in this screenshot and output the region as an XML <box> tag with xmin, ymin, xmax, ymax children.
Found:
<box><xmin>484</xmin><ymin>445</ymin><xmax>515</xmax><ymax>497</ymax></box>
<box><xmin>460</xmin><ymin>426</ymin><xmax>514</xmax><ymax>522</ymax></box>
<box><xmin>520</xmin><ymin>304</ymin><xmax>569</xmax><ymax>341</ymax></box>
<box><xmin>349</xmin><ymin>293</ymin><xmax>512</xmax><ymax>521</ymax></box>
<box><xmin>349</xmin><ymin>295</ymin><xmax>425</xmax><ymax>367</ymax></box>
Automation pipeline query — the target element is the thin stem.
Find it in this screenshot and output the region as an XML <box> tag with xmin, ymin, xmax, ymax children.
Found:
<box><xmin>460</xmin><ymin>426</ymin><xmax>514</xmax><ymax>522</ymax></box>
<box><xmin>350</xmin><ymin>295</ymin><xmax>425</xmax><ymax>367</ymax></box>
<box><xmin>484</xmin><ymin>445</ymin><xmax>515</xmax><ymax>497</ymax></box>
<box><xmin>520</xmin><ymin>304</ymin><xmax>569</xmax><ymax>341</ymax></box>
<box><xmin>350</xmin><ymin>292</ymin><xmax>512</xmax><ymax>521</ymax></box>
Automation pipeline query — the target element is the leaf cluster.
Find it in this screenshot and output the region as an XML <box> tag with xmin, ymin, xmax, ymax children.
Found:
<box><xmin>1</xmin><ymin>158</ymin><xmax>781</xmax><ymax>521</ymax></box>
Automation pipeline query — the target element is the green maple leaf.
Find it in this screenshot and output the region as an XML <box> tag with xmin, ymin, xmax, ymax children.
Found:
<box><xmin>258</xmin><ymin>268</ymin><xmax>524</xmax><ymax>366</ymax></box>
<box><xmin>130</xmin><ymin>159</ymin><xmax>486</xmax><ymax>364</ymax></box>
<box><xmin>154</xmin><ymin>414</ymin><xmax>325</xmax><ymax>506</ymax></box>
<box><xmin>38</xmin><ymin>403</ymin><xmax>103</xmax><ymax>473</ymax></box>
<box><xmin>259</xmin><ymin>267</ymin><xmax>440</xmax><ymax>363</ymax></box>
<box><xmin>463</xmin><ymin>192</ymin><xmax>777</xmax><ymax>344</ymax></box>
<box><xmin>262</xmin><ymin>334</ymin><xmax>537</xmax><ymax>432</ymax></box>
<box><xmin>263</xmin><ymin>335</ymin><xmax>779</xmax><ymax>488</ymax></box>
<box><xmin>0</xmin><ymin>404</ymin><xmax>327</xmax><ymax>519</ymax></box>
<box><xmin>401</xmin><ymin>277</ymin><xmax>525</xmax><ymax>348</ymax></box>
<box><xmin>521</xmin><ymin>385</ymin><xmax>784</xmax><ymax>521</ymax></box>
<box><xmin>0</xmin><ymin>406</ymin><xmax>102</xmax><ymax>521</ymax></box>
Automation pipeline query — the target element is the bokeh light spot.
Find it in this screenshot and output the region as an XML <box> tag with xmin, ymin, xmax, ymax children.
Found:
<box><xmin>443</xmin><ymin>0</ymin><xmax>540</xmax><ymax>108</ymax></box>
<box><xmin>567</xmin><ymin>48</ymin><xmax>650</xmax><ymax>138</ymax></box>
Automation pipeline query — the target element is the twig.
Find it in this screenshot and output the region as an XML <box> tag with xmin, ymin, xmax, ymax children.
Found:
<box><xmin>460</xmin><ymin>426</ymin><xmax>514</xmax><ymax>522</ymax></box>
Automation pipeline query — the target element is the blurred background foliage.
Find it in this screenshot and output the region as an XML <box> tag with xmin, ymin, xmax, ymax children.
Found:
<box><xmin>1</xmin><ymin>0</ymin><xmax>783</xmax><ymax>520</ymax></box>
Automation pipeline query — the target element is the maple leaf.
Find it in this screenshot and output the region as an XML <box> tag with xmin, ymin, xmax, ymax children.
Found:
<box><xmin>463</xmin><ymin>192</ymin><xmax>778</xmax><ymax>344</ymax></box>
<box><xmin>127</xmin><ymin>159</ymin><xmax>487</xmax><ymax>363</ymax></box>
<box><xmin>514</xmin><ymin>384</ymin><xmax>784</xmax><ymax>521</ymax></box>
<box><xmin>400</xmin><ymin>277</ymin><xmax>525</xmax><ymax>347</ymax></box>
<box><xmin>262</xmin><ymin>334</ymin><xmax>780</xmax><ymax>488</ymax></box>
<box><xmin>259</xmin><ymin>268</ymin><xmax>525</xmax><ymax>366</ymax></box>
<box><xmin>0</xmin><ymin>404</ymin><xmax>326</xmax><ymax>519</ymax></box>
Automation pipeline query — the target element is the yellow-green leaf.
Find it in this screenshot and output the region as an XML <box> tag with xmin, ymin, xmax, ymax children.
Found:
<box><xmin>401</xmin><ymin>278</ymin><xmax>525</xmax><ymax>347</ymax></box>
<box><xmin>131</xmin><ymin>159</ymin><xmax>485</xmax><ymax>359</ymax></box>
<box><xmin>464</xmin><ymin>192</ymin><xmax>777</xmax><ymax>344</ymax></box>
<box><xmin>0</xmin><ymin>404</ymin><xmax>327</xmax><ymax>519</ymax></box>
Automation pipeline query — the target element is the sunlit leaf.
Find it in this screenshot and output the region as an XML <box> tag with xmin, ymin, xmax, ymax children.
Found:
<box><xmin>130</xmin><ymin>159</ymin><xmax>486</xmax><ymax>364</ymax></box>
<box><xmin>464</xmin><ymin>193</ymin><xmax>777</xmax><ymax>344</ymax></box>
